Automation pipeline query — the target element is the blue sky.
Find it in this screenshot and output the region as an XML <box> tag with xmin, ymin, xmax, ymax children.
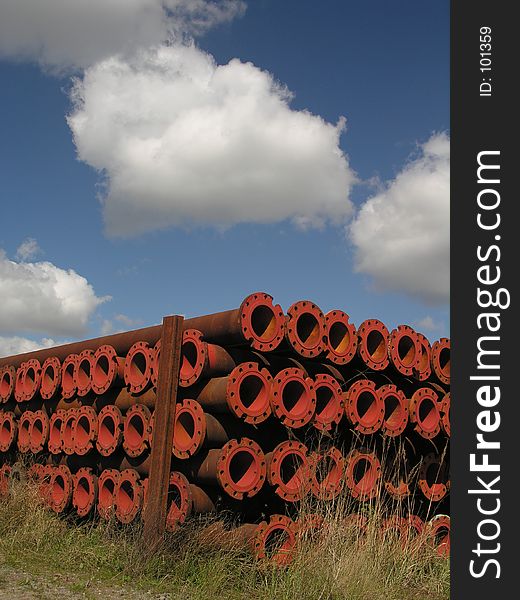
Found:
<box><xmin>0</xmin><ymin>1</ymin><xmax>449</xmax><ymax>354</ymax></box>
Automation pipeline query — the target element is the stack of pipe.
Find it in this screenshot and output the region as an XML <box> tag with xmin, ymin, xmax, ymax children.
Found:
<box><xmin>0</xmin><ymin>292</ymin><xmax>450</xmax><ymax>563</ymax></box>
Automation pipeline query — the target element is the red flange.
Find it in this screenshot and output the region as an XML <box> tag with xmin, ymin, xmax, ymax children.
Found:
<box><xmin>384</xmin><ymin>477</ymin><xmax>410</xmax><ymax>500</ymax></box>
<box><xmin>0</xmin><ymin>411</ymin><xmax>17</xmax><ymax>452</ymax></box>
<box><xmin>27</xmin><ymin>463</ymin><xmax>45</xmax><ymax>482</ymax></box>
<box><xmin>29</xmin><ymin>409</ymin><xmax>49</xmax><ymax>453</ymax></box>
<box><xmin>440</xmin><ymin>392</ymin><xmax>450</xmax><ymax>437</ymax></box>
<box><xmin>356</xmin><ymin>319</ymin><xmax>390</xmax><ymax>370</ymax></box>
<box><xmin>0</xmin><ymin>365</ymin><xmax>15</xmax><ymax>403</ymax></box>
<box><xmin>379</xmin><ymin>384</ymin><xmax>408</xmax><ymax>437</ymax></box>
<box><xmin>216</xmin><ymin>438</ymin><xmax>266</xmax><ymax>500</ymax></box>
<box><xmin>252</xmin><ymin>514</ymin><xmax>297</xmax><ymax>566</ymax></box>
<box><xmin>267</xmin><ymin>440</ymin><xmax>311</xmax><ymax>502</ymax></box>
<box><xmin>312</xmin><ymin>374</ymin><xmax>344</xmax><ymax>432</ymax></box>
<box><xmin>48</xmin><ymin>409</ymin><xmax>65</xmax><ymax>454</ymax></box>
<box><xmin>388</xmin><ymin>325</ymin><xmax>421</xmax><ymax>376</ymax></box>
<box><xmin>381</xmin><ymin>515</ymin><xmax>408</xmax><ymax>542</ymax></box>
<box><xmin>75</xmin><ymin>349</ymin><xmax>94</xmax><ymax>397</ymax></box>
<box><xmin>60</xmin><ymin>409</ymin><xmax>78</xmax><ymax>455</ymax></box>
<box><xmin>309</xmin><ymin>446</ymin><xmax>345</xmax><ymax>500</ymax></box>
<box><xmin>413</xmin><ymin>333</ymin><xmax>432</xmax><ymax>382</ymax></box>
<box><xmin>73</xmin><ymin>405</ymin><xmax>98</xmax><ymax>455</ymax></box>
<box><xmin>14</xmin><ymin>363</ymin><xmax>26</xmax><ymax>402</ymax></box>
<box><xmin>0</xmin><ymin>465</ymin><xmax>11</xmax><ymax>497</ymax></box>
<box><xmin>427</xmin><ymin>514</ymin><xmax>450</xmax><ymax>557</ymax></box>
<box><xmin>179</xmin><ymin>329</ymin><xmax>207</xmax><ymax>388</ymax></box>
<box><xmin>345</xmin><ymin>379</ymin><xmax>384</xmax><ymax>435</ymax></box>
<box><xmin>431</xmin><ymin>338</ymin><xmax>450</xmax><ymax>385</ymax></box>
<box><xmin>324</xmin><ymin>310</ymin><xmax>357</xmax><ymax>365</ymax></box>
<box><xmin>165</xmin><ymin>471</ymin><xmax>193</xmax><ymax>531</ymax></box>
<box><xmin>47</xmin><ymin>465</ymin><xmax>73</xmax><ymax>513</ymax></box>
<box><xmin>96</xmin><ymin>404</ymin><xmax>124</xmax><ymax>456</ymax></box>
<box><xmin>226</xmin><ymin>362</ymin><xmax>272</xmax><ymax>424</ymax></box>
<box><xmin>124</xmin><ymin>341</ymin><xmax>153</xmax><ymax>394</ymax></box>
<box><xmin>91</xmin><ymin>345</ymin><xmax>124</xmax><ymax>395</ymax></box>
<box><xmin>73</xmin><ymin>468</ymin><xmax>98</xmax><ymax>517</ymax></box>
<box><xmin>409</xmin><ymin>388</ymin><xmax>441</xmax><ymax>439</ymax></box>
<box><xmin>418</xmin><ymin>453</ymin><xmax>450</xmax><ymax>502</ymax></box>
<box><xmin>97</xmin><ymin>469</ymin><xmax>121</xmax><ymax>519</ymax></box>
<box><xmin>285</xmin><ymin>300</ymin><xmax>327</xmax><ymax>358</ymax></box>
<box><xmin>17</xmin><ymin>411</ymin><xmax>33</xmax><ymax>453</ymax></box>
<box><xmin>37</xmin><ymin>465</ymin><xmax>54</xmax><ymax>502</ymax></box>
<box><xmin>61</xmin><ymin>354</ymin><xmax>79</xmax><ymax>400</ymax></box>
<box><xmin>123</xmin><ymin>404</ymin><xmax>151</xmax><ymax>457</ymax></box>
<box><xmin>295</xmin><ymin>514</ymin><xmax>326</xmax><ymax>541</ymax></box>
<box><xmin>115</xmin><ymin>468</ymin><xmax>143</xmax><ymax>524</ymax></box>
<box><xmin>271</xmin><ymin>367</ymin><xmax>316</xmax><ymax>428</ymax></box>
<box><xmin>344</xmin><ymin>448</ymin><xmax>382</xmax><ymax>501</ymax></box>
<box><xmin>40</xmin><ymin>357</ymin><xmax>61</xmax><ymax>400</ymax></box>
<box><xmin>21</xmin><ymin>359</ymin><xmax>42</xmax><ymax>402</ymax></box>
<box><xmin>173</xmin><ymin>399</ymin><xmax>206</xmax><ymax>459</ymax></box>
<box><xmin>239</xmin><ymin>292</ymin><xmax>285</xmax><ymax>352</ymax></box>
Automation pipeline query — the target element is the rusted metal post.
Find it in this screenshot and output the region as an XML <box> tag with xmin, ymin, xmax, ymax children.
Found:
<box><xmin>142</xmin><ymin>315</ymin><xmax>184</xmax><ymax>548</ymax></box>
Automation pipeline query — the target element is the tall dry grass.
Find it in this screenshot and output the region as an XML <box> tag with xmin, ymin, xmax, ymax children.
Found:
<box><xmin>0</xmin><ymin>461</ymin><xmax>449</xmax><ymax>600</ymax></box>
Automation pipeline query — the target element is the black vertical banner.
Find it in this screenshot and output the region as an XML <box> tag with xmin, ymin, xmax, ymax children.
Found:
<box><xmin>452</xmin><ymin>1</ymin><xmax>517</xmax><ymax>598</ymax></box>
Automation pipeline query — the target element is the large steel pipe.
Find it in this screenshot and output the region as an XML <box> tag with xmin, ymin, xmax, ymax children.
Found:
<box><xmin>431</xmin><ymin>338</ymin><xmax>451</xmax><ymax>386</ymax></box>
<box><xmin>284</xmin><ymin>300</ymin><xmax>327</xmax><ymax>358</ymax></box>
<box><xmin>344</xmin><ymin>379</ymin><xmax>384</xmax><ymax>435</ymax></box>
<box><xmin>161</xmin><ymin>472</ymin><xmax>215</xmax><ymax>531</ymax></box>
<box><xmin>72</xmin><ymin>467</ymin><xmax>98</xmax><ymax>517</ymax></box>
<box><xmin>115</xmin><ymin>468</ymin><xmax>143</xmax><ymax>523</ymax></box>
<box><xmin>0</xmin><ymin>366</ymin><xmax>15</xmax><ymax>403</ymax></box>
<box><xmin>312</xmin><ymin>374</ymin><xmax>344</xmax><ymax>432</ymax></box>
<box><xmin>0</xmin><ymin>411</ymin><xmax>17</xmax><ymax>452</ymax></box>
<box><xmin>388</xmin><ymin>325</ymin><xmax>421</xmax><ymax>377</ymax></box>
<box><xmin>175</xmin><ymin>438</ymin><xmax>266</xmax><ymax>500</ymax></box>
<box><xmin>323</xmin><ymin>309</ymin><xmax>357</xmax><ymax>365</ymax></box>
<box><xmin>265</xmin><ymin>440</ymin><xmax>311</xmax><ymax>502</ymax></box>
<box><xmin>344</xmin><ymin>447</ymin><xmax>382</xmax><ymax>501</ymax></box>
<box><xmin>309</xmin><ymin>446</ymin><xmax>345</xmax><ymax>500</ymax></box>
<box><xmin>409</xmin><ymin>387</ymin><xmax>441</xmax><ymax>439</ymax></box>
<box><xmin>189</xmin><ymin>362</ymin><xmax>273</xmax><ymax>424</ymax></box>
<box><xmin>356</xmin><ymin>319</ymin><xmax>390</xmax><ymax>371</ymax></box>
<box><xmin>413</xmin><ymin>333</ymin><xmax>432</xmax><ymax>382</ymax></box>
<box><xmin>185</xmin><ymin>292</ymin><xmax>285</xmax><ymax>352</ymax></box>
<box><xmin>178</xmin><ymin>329</ymin><xmax>236</xmax><ymax>388</ymax></box>
<box><xmin>417</xmin><ymin>452</ymin><xmax>450</xmax><ymax>502</ymax></box>
<box><xmin>270</xmin><ymin>367</ymin><xmax>316</xmax><ymax>428</ymax></box>
<box><xmin>379</xmin><ymin>384</ymin><xmax>408</xmax><ymax>437</ymax></box>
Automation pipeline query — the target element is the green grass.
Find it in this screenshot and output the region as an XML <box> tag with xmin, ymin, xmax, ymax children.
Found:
<box><xmin>0</xmin><ymin>474</ymin><xmax>449</xmax><ymax>600</ymax></box>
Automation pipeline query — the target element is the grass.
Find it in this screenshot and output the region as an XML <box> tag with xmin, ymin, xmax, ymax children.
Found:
<box><xmin>0</xmin><ymin>469</ymin><xmax>449</xmax><ymax>600</ymax></box>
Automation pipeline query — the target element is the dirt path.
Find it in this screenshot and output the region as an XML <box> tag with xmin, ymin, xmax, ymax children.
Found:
<box><xmin>0</xmin><ymin>557</ymin><xmax>171</xmax><ymax>600</ymax></box>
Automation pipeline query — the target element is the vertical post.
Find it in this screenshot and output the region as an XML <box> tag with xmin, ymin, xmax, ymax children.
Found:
<box><xmin>142</xmin><ymin>315</ymin><xmax>184</xmax><ymax>548</ymax></box>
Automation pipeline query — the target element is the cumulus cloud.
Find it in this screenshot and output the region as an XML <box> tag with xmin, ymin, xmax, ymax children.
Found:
<box><xmin>100</xmin><ymin>314</ymin><xmax>142</xmax><ymax>336</ymax></box>
<box><xmin>415</xmin><ymin>315</ymin><xmax>444</xmax><ymax>333</ymax></box>
<box><xmin>0</xmin><ymin>0</ymin><xmax>245</xmax><ymax>71</ymax></box>
<box><xmin>0</xmin><ymin>336</ymin><xmax>57</xmax><ymax>357</ymax></box>
<box><xmin>67</xmin><ymin>44</ymin><xmax>355</xmax><ymax>237</ymax></box>
<box><xmin>0</xmin><ymin>249</ymin><xmax>110</xmax><ymax>337</ymax></box>
<box><xmin>348</xmin><ymin>132</ymin><xmax>449</xmax><ymax>304</ymax></box>
<box><xmin>15</xmin><ymin>238</ymin><xmax>42</xmax><ymax>261</ymax></box>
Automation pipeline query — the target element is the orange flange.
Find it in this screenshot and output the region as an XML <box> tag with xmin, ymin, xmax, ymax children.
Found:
<box><xmin>0</xmin><ymin>411</ymin><xmax>17</xmax><ymax>452</ymax></box>
<box><xmin>252</xmin><ymin>514</ymin><xmax>297</xmax><ymax>566</ymax></box>
<box><xmin>440</xmin><ymin>392</ymin><xmax>450</xmax><ymax>437</ymax></box>
<box><xmin>47</xmin><ymin>465</ymin><xmax>73</xmax><ymax>513</ymax></box>
<box><xmin>431</xmin><ymin>338</ymin><xmax>450</xmax><ymax>385</ymax></box>
<box><xmin>73</xmin><ymin>468</ymin><xmax>98</xmax><ymax>517</ymax></box>
<box><xmin>17</xmin><ymin>411</ymin><xmax>33</xmax><ymax>453</ymax></box>
<box><xmin>75</xmin><ymin>349</ymin><xmax>94</xmax><ymax>397</ymax></box>
<box><xmin>418</xmin><ymin>452</ymin><xmax>450</xmax><ymax>502</ymax></box>
<box><xmin>309</xmin><ymin>446</ymin><xmax>346</xmax><ymax>501</ymax></box>
<box><xmin>356</xmin><ymin>319</ymin><xmax>390</xmax><ymax>370</ymax></box>
<box><xmin>266</xmin><ymin>440</ymin><xmax>311</xmax><ymax>502</ymax></box>
<box><xmin>96</xmin><ymin>404</ymin><xmax>124</xmax><ymax>456</ymax></box>
<box><xmin>60</xmin><ymin>409</ymin><xmax>78</xmax><ymax>455</ymax></box>
<box><xmin>173</xmin><ymin>399</ymin><xmax>206</xmax><ymax>459</ymax></box>
<box><xmin>285</xmin><ymin>300</ymin><xmax>327</xmax><ymax>358</ymax></box>
<box><xmin>40</xmin><ymin>357</ymin><xmax>61</xmax><ymax>400</ymax></box>
<box><xmin>0</xmin><ymin>365</ymin><xmax>15</xmax><ymax>403</ymax></box>
<box><xmin>409</xmin><ymin>387</ymin><xmax>441</xmax><ymax>439</ymax></box>
<box><xmin>115</xmin><ymin>468</ymin><xmax>143</xmax><ymax>524</ymax></box>
<box><xmin>48</xmin><ymin>409</ymin><xmax>66</xmax><ymax>454</ymax></box>
<box><xmin>414</xmin><ymin>333</ymin><xmax>432</xmax><ymax>382</ymax></box>
<box><xmin>427</xmin><ymin>514</ymin><xmax>450</xmax><ymax>557</ymax></box>
<box><xmin>388</xmin><ymin>325</ymin><xmax>421</xmax><ymax>376</ymax></box>
<box><xmin>226</xmin><ymin>362</ymin><xmax>272</xmax><ymax>424</ymax></box>
<box><xmin>324</xmin><ymin>309</ymin><xmax>357</xmax><ymax>365</ymax></box>
<box><xmin>271</xmin><ymin>367</ymin><xmax>316</xmax><ymax>428</ymax></box>
<box><xmin>379</xmin><ymin>384</ymin><xmax>408</xmax><ymax>437</ymax></box>
<box><xmin>61</xmin><ymin>354</ymin><xmax>79</xmax><ymax>400</ymax></box>
<box><xmin>345</xmin><ymin>379</ymin><xmax>384</xmax><ymax>435</ymax></box>
<box><xmin>344</xmin><ymin>447</ymin><xmax>382</xmax><ymax>501</ymax></box>
<box><xmin>29</xmin><ymin>409</ymin><xmax>49</xmax><ymax>453</ymax></box>
<box><xmin>73</xmin><ymin>405</ymin><xmax>98</xmax><ymax>455</ymax></box>
<box><xmin>91</xmin><ymin>345</ymin><xmax>124</xmax><ymax>395</ymax></box>
<box><xmin>123</xmin><ymin>403</ymin><xmax>151</xmax><ymax>457</ymax></box>
<box><xmin>124</xmin><ymin>341</ymin><xmax>153</xmax><ymax>394</ymax></box>
<box><xmin>312</xmin><ymin>373</ymin><xmax>344</xmax><ymax>432</ymax></box>
<box><xmin>216</xmin><ymin>437</ymin><xmax>266</xmax><ymax>500</ymax></box>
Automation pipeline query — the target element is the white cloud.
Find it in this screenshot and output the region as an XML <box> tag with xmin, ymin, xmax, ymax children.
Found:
<box><xmin>15</xmin><ymin>238</ymin><xmax>42</xmax><ymax>261</ymax></box>
<box><xmin>348</xmin><ymin>132</ymin><xmax>449</xmax><ymax>304</ymax></box>
<box><xmin>415</xmin><ymin>315</ymin><xmax>443</xmax><ymax>333</ymax></box>
<box><xmin>67</xmin><ymin>43</ymin><xmax>355</xmax><ymax>237</ymax></box>
<box><xmin>0</xmin><ymin>336</ymin><xmax>56</xmax><ymax>357</ymax></box>
<box><xmin>0</xmin><ymin>0</ymin><xmax>245</xmax><ymax>71</ymax></box>
<box><xmin>0</xmin><ymin>249</ymin><xmax>110</xmax><ymax>337</ymax></box>
<box><xmin>100</xmin><ymin>314</ymin><xmax>142</xmax><ymax>336</ymax></box>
